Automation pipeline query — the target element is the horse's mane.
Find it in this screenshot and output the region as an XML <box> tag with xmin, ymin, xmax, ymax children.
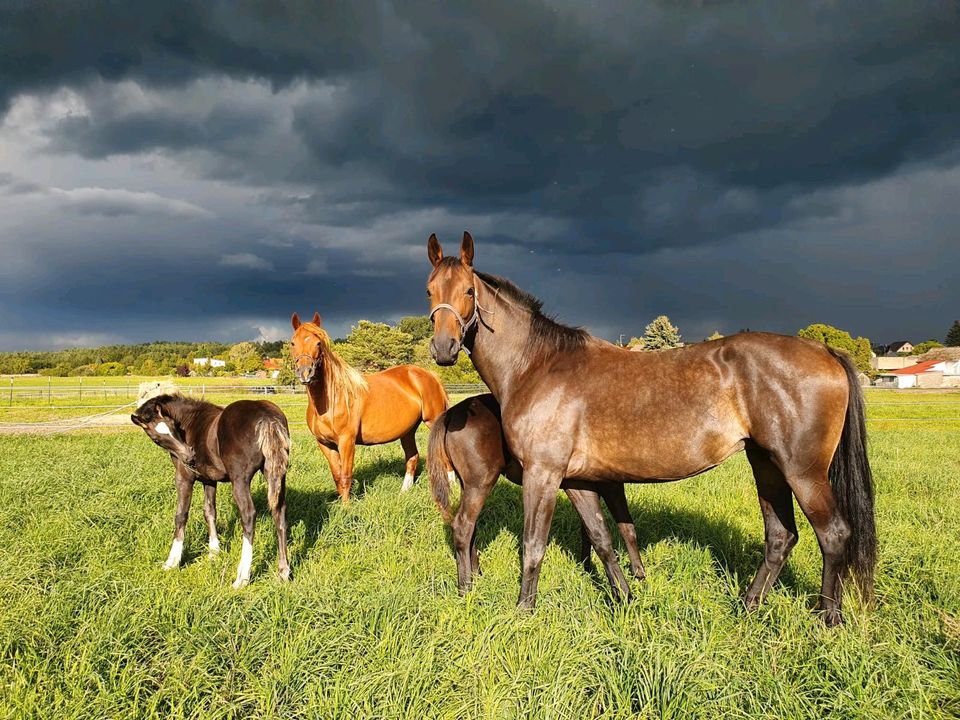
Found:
<box><xmin>136</xmin><ymin>394</ymin><xmax>222</xmax><ymax>433</ymax></box>
<box><xmin>298</xmin><ymin>322</ymin><xmax>368</xmax><ymax>410</ymax></box>
<box><xmin>474</xmin><ymin>270</ymin><xmax>589</xmax><ymax>357</ymax></box>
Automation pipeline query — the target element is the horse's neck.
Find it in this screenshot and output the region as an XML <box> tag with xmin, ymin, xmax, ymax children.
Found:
<box><xmin>469</xmin><ymin>279</ymin><xmax>536</xmax><ymax>404</ymax></box>
<box><xmin>305</xmin><ymin>379</ymin><xmax>332</xmax><ymax>417</ymax></box>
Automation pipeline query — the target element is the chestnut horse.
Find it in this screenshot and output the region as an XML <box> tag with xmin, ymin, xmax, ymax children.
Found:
<box><xmin>291</xmin><ymin>312</ymin><xmax>448</xmax><ymax>502</ymax></box>
<box><xmin>429</xmin><ymin>393</ymin><xmax>646</xmax><ymax>594</ymax></box>
<box><xmin>425</xmin><ymin>232</ymin><xmax>876</xmax><ymax>625</ymax></box>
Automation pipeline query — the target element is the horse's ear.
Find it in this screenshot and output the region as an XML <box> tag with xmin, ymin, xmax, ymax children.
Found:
<box><xmin>460</xmin><ymin>231</ymin><xmax>474</xmax><ymax>267</ymax></box>
<box><xmin>291</xmin><ymin>312</ymin><xmax>301</xmax><ymax>330</ymax></box>
<box><xmin>428</xmin><ymin>233</ymin><xmax>443</xmax><ymax>267</ymax></box>
<box><xmin>312</xmin><ymin>311</ymin><xmax>322</xmax><ymax>326</ymax></box>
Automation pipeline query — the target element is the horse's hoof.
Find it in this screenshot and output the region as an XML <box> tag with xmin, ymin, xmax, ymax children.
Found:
<box><xmin>278</xmin><ymin>569</ymin><xmax>291</xmax><ymax>582</ymax></box>
<box><xmin>741</xmin><ymin>593</ymin><xmax>761</xmax><ymax>612</ymax></box>
<box><xmin>162</xmin><ymin>562</ymin><xmax>179</xmax><ymax>571</ymax></box>
<box><xmin>232</xmin><ymin>578</ymin><xmax>249</xmax><ymax>590</ymax></box>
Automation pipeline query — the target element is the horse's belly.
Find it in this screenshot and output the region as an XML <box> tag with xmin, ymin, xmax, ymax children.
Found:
<box><xmin>568</xmin><ymin>432</ymin><xmax>745</xmax><ymax>482</ymax></box>
<box><xmin>356</xmin><ymin>402</ymin><xmax>422</xmax><ymax>445</ymax></box>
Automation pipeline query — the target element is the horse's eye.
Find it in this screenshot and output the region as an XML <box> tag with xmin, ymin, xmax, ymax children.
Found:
<box><xmin>466</xmin><ymin>288</ymin><xmax>475</xmax><ymax>297</ymax></box>
<box><xmin>426</xmin><ymin>289</ymin><xmax>432</xmax><ymax>298</ymax></box>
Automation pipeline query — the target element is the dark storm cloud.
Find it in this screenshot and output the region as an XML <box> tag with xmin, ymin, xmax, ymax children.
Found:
<box><xmin>1</xmin><ymin>1</ymin><xmax>959</xmax><ymax>349</ymax></box>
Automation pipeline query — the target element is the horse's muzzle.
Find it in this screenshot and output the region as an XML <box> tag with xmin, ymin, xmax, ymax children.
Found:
<box><xmin>297</xmin><ymin>365</ymin><xmax>316</xmax><ymax>384</ymax></box>
<box><xmin>430</xmin><ymin>336</ymin><xmax>460</xmax><ymax>366</ymax></box>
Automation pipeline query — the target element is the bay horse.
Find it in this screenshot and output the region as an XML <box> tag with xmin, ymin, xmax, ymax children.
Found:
<box><xmin>291</xmin><ymin>312</ymin><xmax>448</xmax><ymax>502</ymax></box>
<box><xmin>428</xmin><ymin>393</ymin><xmax>646</xmax><ymax>594</ymax></box>
<box><xmin>425</xmin><ymin>232</ymin><xmax>876</xmax><ymax>625</ymax></box>
<box><xmin>131</xmin><ymin>394</ymin><xmax>290</xmax><ymax>588</ymax></box>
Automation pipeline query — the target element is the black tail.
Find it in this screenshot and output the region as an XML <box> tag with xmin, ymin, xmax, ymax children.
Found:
<box><xmin>427</xmin><ymin>412</ymin><xmax>454</xmax><ymax>524</ymax></box>
<box><xmin>257</xmin><ymin>417</ymin><xmax>290</xmax><ymax>512</ymax></box>
<box><xmin>827</xmin><ymin>347</ymin><xmax>877</xmax><ymax>600</ymax></box>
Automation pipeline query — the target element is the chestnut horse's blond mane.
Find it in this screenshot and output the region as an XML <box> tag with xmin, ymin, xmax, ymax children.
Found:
<box><xmin>299</xmin><ymin>322</ymin><xmax>368</xmax><ymax>410</ymax></box>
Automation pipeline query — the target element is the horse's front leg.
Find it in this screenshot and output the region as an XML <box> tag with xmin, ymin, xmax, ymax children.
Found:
<box><xmin>203</xmin><ymin>481</ymin><xmax>220</xmax><ymax>556</ymax></box>
<box><xmin>317</xmin><ymin>442</ymin><xmax>344</xmax><ymax>498</ymax></box>
<box><xmin>400</xmin><ymin>428</ymin><xmax>420</xmax><ymax>492</ymax></box>
<box><xmin>163</xmin><ymin>465</ymin><xmax>194</xmax><ymax>570</ymax></box>
<box><xmin>518</xmin><ymin>465</ymin><xmax>564</xmax><ymax>609</ymax></box>
<box><xmin>336</xmin><ymin>434</ymin><xmax>357</xmax><ymax>503</ymax></box>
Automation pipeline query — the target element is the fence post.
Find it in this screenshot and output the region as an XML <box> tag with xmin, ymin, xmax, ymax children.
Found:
<box><xmin>48</xmin><ymin>378</ymin><xmax>51</xmax><ymax>404</ymax></box>
<box><xmin>79</xmin><ymin>377</ymin><xmax>83</xmax><ymax>402</ymax></box>
<box><xmin>8</xmin><ymin>378</ymin><xmax>11</xmax><ymax>406</ymax></box>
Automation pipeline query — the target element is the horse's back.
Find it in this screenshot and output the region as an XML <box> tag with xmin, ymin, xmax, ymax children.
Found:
<box><xmin>217</xmin><ymin>400</ymin><xmax>289</xmax><ymax>467</ymax></box>
<box><xmin>508</xmin><ymin>331</ymin><xmax>849</xmax><ymax>480</ymax></box>
<box><xmin>443</xmin><ymin>394</ymin><xmax>509</xmax><ymax>480</ymax></box>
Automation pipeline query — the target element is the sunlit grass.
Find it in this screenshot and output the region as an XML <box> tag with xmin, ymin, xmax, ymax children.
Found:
<box><xmin>0</xmin><ymin>403</ymin><xmax>958</xmax><ymax>717</ymax></box>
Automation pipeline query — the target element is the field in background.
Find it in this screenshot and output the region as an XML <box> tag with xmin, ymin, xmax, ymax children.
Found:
<box><xmin>1</xmin><ymin>390</ymin><xmax>958</xmax><ymax>717</ymax></box>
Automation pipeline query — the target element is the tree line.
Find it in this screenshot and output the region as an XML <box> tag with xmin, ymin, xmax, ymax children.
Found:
<box><xmin>4</xmin><ymin>316</ymin><xmax>958</xmax><ymax>381</ymax></box>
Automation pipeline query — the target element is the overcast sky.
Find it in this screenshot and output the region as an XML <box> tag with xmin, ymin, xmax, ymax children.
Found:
<box><xmin>1</xmin><ymin>1</ymin><xmax>958</xmax><ymax>351</ymax></box>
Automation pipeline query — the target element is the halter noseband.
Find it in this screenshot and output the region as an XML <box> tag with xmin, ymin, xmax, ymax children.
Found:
<box><xmin>429</xmin><ymin>296</ymin><xmax>480</xmax><ymax>356</ymax></box>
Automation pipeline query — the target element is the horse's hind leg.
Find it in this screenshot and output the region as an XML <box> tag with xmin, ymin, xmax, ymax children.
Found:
<box><xmin>203</xmin><ymin>482</ymin><xmax>220</xmax><ymax>556</ymax></box>
<box><xmin>452</xmin><ymin>468</ymin><xmax>498</xmax><ymax>593</ymax></box>
<box><xmin>400</xmin><ymin>428</ymin><xmax>420</xmax><ymax>493</ymax></box>
<box><xmin>787</xmin><ymin>468</ymin><xmax>851</xmax><ymax>626</ymax></box>
<box><xmin>271</xmin><ymin>471</ymin><xmax>290</xmax><ymax>582</ymax></box>
<box><xmin>743</xmin><ymin>449</ymin><xmax>799</xmax><ymax>609</ymax></box>
<box><xmin>565</xmin><ymin>487</ymin><xmax>632</xmax><ymax>603</ymax></box>
<box><xmin>597</xmin><ymin>483</ymin><xmax>645</xmax><ymax>580</ymax></box>
<box><xmin>230</xmin><ymin>475</ymin><xmax>257</xmax><ymax>589</ymax></box>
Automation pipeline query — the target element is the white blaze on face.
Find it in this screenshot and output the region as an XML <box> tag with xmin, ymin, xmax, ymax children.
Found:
<box><xmin>155</xmin><ymin>421</ymin><xmax>172</xmax><ymax>436</ymax></box>
<box><xmin>233</xmin><ymin>536</ymin><xmax>254</xmax><ymax>588</ymax></box>
<box><xmin>401</xmin><ymin>472</ymin><xmax>415</xmax><ymax>492</ymax></box>
<box><xmin>163</xmin><ymin>539</ymin><xmax>184</xmax><ymax>570</ymax></box>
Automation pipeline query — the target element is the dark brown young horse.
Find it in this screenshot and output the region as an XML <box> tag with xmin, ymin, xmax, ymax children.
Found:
<box><xmin>131</xmin><ymin>394</ymin><xmax>291</xmax><ymax>588</ymax></box>
<box><xmin>426</xmin><ymin>232</ymin><xmax>876</xmax><ymax>625</ymax></box>
<box><xmin>428</xmin><ymin>393</ymin><xmax>645</xmax><ymax>595</ymax></box>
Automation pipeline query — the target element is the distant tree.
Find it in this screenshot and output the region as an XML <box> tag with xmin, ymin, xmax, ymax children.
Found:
<box><xmin>228</xmin><ymin>342</ymin><xmax>263</xmax><ymax>374</ymax></box>
<box><xmin>96</xmin><ymin>361</ymin><xmax>126</xmax><ymax>376</ymax></box>
<box><xmin>797</xmin><ymin>323</ymin><xmax>872</xmax><ymax>374</ymax></box>
<box><xmin>910</xmin><ymin>340</ymin><xmax>943</xmax><ymax>356</ymax></box>
<box><xmin>626</xmin><ymin>336</ymin><xmax>643</xmax><ymax>349</ymax></box>
<box><xmin>946</xmin><ymin>320</ymin><xmax>960</xmax><ymax>347</ymax></box>
<box><xmin>397</xmin><ymin>316</ymin><xmax>433</xmax><ymax>342</ymax></box>
<box><xmin>175</xmin><ymin>363</ymin><xmax>191</xmax><ymax>377</ymax></box>
<box><xmin>276</xmin><ymin>343</ymin><xmax>298</xmax><ymax>386</ymax></box>
<box><xmin>706</xmin><ymin>331</ymin><xmax>724</xmax><ymax>341</ymax></box>
<box><xmin>634</xmin><ymin>315</ymin><xmax>682</xmax><ymax>351</ymax></box>
<box><xmin>337</xmin><ymin>321</ymin><xmax>414</xmax><ymax>371</ymax></box>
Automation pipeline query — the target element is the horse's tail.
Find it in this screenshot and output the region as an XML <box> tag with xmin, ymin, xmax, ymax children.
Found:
<box><xmin>257</xmin><ymin>416</ymin><xmax>290</xmax><ymax>512</ymax></box>
<box><xmin>827</xmin><ymin>347</ymin><xmax>877</xmax><ymax>601</ymax></box>
<box><xmin>427</xmin><ymin>412</ymin><xmax>454</xmax><ymax>524</ymax></box>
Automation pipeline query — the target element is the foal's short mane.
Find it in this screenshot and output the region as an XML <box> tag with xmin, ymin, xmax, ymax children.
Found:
<box><xmin>474</xmin><ymin>270</ymin><xmax>589</xmax><ymax>357</ymax></box>
<box><xmin>298</xmin><ymin>322</ymin><xmax>368</xmax><ymax>409</ymax></box>
<box><xmin>137</xmin><ymin>394</ymin><xmax>222</xmax><ymax>431</ymax></box>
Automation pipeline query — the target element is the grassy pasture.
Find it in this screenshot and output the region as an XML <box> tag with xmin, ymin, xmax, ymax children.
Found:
<box><xmin>1</xmin><ymin>395</ymin><xmax>959</xmax><ymax>718</ymax></box>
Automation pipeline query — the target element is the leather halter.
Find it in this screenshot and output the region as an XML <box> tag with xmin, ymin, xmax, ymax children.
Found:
<box><xmin>429</xmin><ymin>295</ymin><xmax>480</xmax><ymax>356</ymax></box>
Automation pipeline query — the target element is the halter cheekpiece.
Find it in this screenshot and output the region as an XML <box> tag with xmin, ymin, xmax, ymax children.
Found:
<box><xmin>430</xmin><ymin>296</ymin><xmax>480</xmax><ymax>355</ymax></box>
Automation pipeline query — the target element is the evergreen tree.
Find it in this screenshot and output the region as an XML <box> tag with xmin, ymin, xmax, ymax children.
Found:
<box><xmin>639</xmin><ymin>315</ymin><xmax>682</xmax><ymax>350</ymax></box>
<box><xmin>945</xmin><ymin>320</ymin><xmax>960</xmax><ymax>347</ymax></box>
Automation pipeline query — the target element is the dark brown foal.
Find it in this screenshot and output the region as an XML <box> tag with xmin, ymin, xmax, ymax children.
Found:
<box><xmin>429</xmin><ymin>394</ymin><xmax>644</xmax><ymax>601</ymax></box>
<box><xmin>132</xmin><ymin>394</ymin><xmax>291</xmax><ymax>588</ymax></box>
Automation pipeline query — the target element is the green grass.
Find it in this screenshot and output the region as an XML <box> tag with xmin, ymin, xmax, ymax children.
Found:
<box><xmin>1</xmin><ymin>402</ymin><xmax>958</xmax><ymax>717</ymax></box>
